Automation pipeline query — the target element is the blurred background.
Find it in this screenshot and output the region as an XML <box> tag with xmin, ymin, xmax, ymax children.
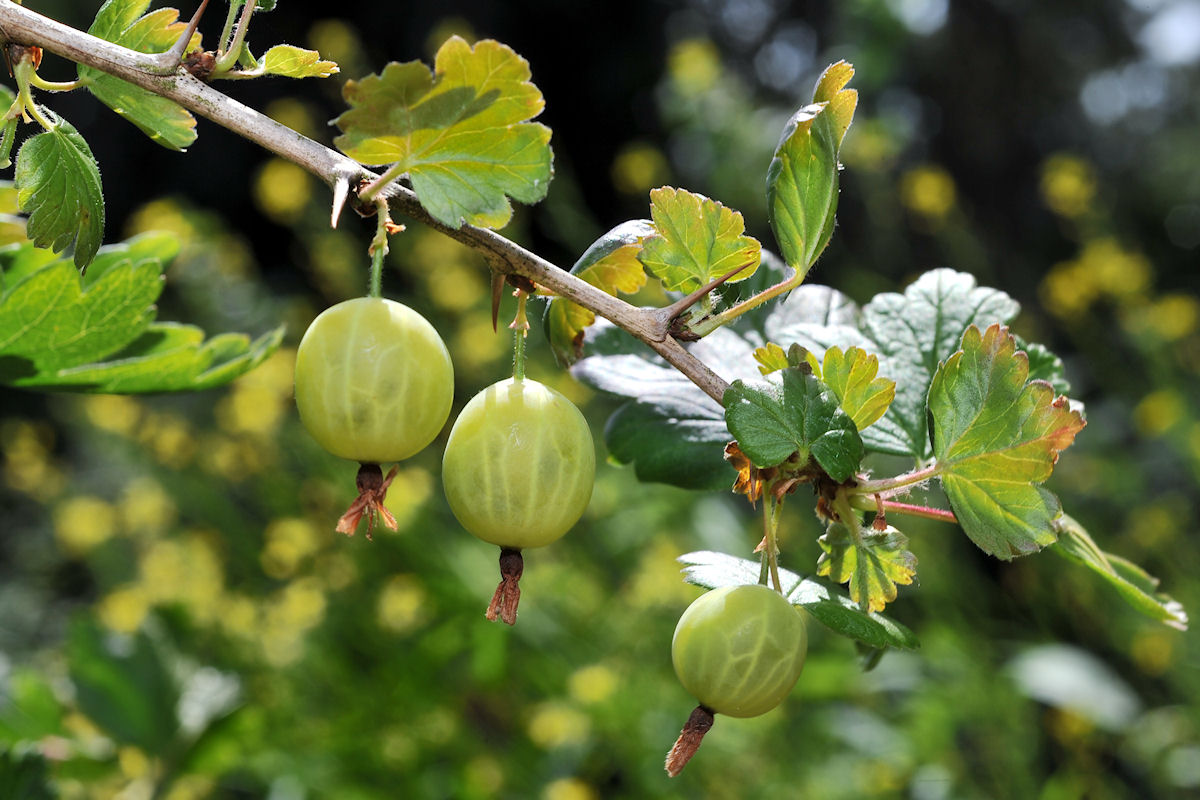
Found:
<box><xmin>2</xmin><ymin>0</ymin><xmax>1199</xmax><ymax>797</ymax></box>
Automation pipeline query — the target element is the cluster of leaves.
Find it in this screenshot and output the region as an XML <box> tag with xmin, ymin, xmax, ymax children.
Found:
<box><xmin>2</xmin><ymin>0</ymin><xmax>335</xmax><ymax>271</ymax></box>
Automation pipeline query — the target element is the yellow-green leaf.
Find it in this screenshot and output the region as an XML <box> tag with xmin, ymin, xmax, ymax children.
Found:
<box><xmin>334</xmin><ymin>36</ymin><xmax>552</xmax><ymax>229</ymax></box>
<box><xmin>929</xmin><ymin>324</ymin><xmax>1087</xmax><ymax>559</ymax></box>
<box><xmin>817</xmin><ymin>523</ymin><xmax>917</xmax><ymax>612</ymax></box>
<box><xmin>546</xmin><ymin>220</ymin><xmax>650</xmax><ymax>366</ymax></box>
<box><xmin>638</xmin><ymin>187</ymin><xmax>760</xmax><ymax>293</ymax></box>
<box><xmin>821</xmin><ymin>345</ymin><xmax>895</xmax><ymax>431</ymax></box>
<box><xmin>262</xmin><ymin>45</ymin><xmax>338</xmax><ymax>79</ymax></box>
<box><xmin>80</xmin><ymin>0</ymin><xmax>200</xmax><ymax>151</ymax></box>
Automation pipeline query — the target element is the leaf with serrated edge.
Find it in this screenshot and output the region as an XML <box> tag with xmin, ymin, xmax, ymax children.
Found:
<box><xmin>724</xmin><ymin>367</ymin><xmax>863</xmax><ymax>481</ymax></box>
<box><xmin>546</xmin><ymin>220</ymin><xmax>650</xmax><ymax>367</ymax></box>
<box><xmin>572</xmin><ymin>326</ymin><xmax>759</xmax><ymax>490</ymax></box>
<box><xmin>753</xmin><ymin>342</ymin><xmax>790</xmax><ymax>375</ymax></box>
<box><xmin>859</xmin><ymin>269</ymin><xmax>1020</xmax><ymax>459</ymax></box>
<box><xmin>1053</xmin><ymin>514</ymin><xmax>1187</xmax><ymax>630</ymax></box>
<box><xmin>334</xmin><ymin>36</ymin><xmax>552</xmax><ymax>229</ymax></box>
<box><xmin>821</xmin><ymin>345</ymin><xmax>895</xmax><ymax>431</ymax></box>
<box><xmin>0</xmin><ymin>237</ymin><xmax>281</xmax><ymax>393</ymax></box>
<box><xmin>81</xmin><ymin>0</ymin><xmax>199</xmax><ymax>151</ymax></box>
<box><xmin>817</xmin><ymin>523</ymin><xmax>917</xmax><ymax>612</ymax></box>
<box><xmin>766</xmin><ymin>104</ymin><xmax>839</xmax><ymax>274</ymax></box>
<box><xmin>14</xmin><ymin>115</ymin><xmax>104</xmax><ymax>269</ymax></box>
<box><xmin>262</xmin><ymin>45</ymin><xmax>339</xmax><ymax>79</ymax></box>
<box><xmin>678</xmin><ymin>550</ymin><xmax>919</xmax><ymax>650</ymax></box>
<box><xmin>812</xmin><ymin>61</ymin><xmax>857</xmax><ymax>151</ymax></box>
<box><xmin>638</xmin><ymin>187</ymin><xmax>760</xmax><ymax>293</ymax></box>
<box><xmin>929</xmin><ymin>324</ymin><xmax>1086</xmax><ymax>559</ymax></box>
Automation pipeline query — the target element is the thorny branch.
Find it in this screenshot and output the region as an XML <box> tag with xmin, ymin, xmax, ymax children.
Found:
<box><xmin>0</xmin><ymin>0</ymin><xmax>732</xmax><ymax>403</ymax></box>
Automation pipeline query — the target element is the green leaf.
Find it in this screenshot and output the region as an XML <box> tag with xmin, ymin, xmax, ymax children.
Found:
<box><xmin>766</xmin><ymin>104</ymin><xmax>839</xmax><ymax>275</ymax></box>
<box><xmin>334</xmin><ymin>36</ymin><xmax>552</xmax><ymax>229</ymax></box>
<box><xmin>14</xmin><ymin>113</ymin><xmax>104</xmax><ymax>269</ymax></box>
<box><xmin>820</xmin><ymin>345</ymin><xmax>895</xmax><ymax>431</ymax></box>
<box><xmin>723</xmin><ymin>367</ymin><xmax>864</xmax><ymax>481</ymax></box>
<box><xmin>0</xmin><ymin>236</ymin><xmax>282</xmax><ymax>393</ymax></box>
<box><xmin>572</xmin><ymin>328</ymin><xmax>751</xmax><ymax>490</ymax></box>
<box><xmin>81</xmin><ymin>0</ymin><xmax>199</xmax><ymax>151</ymax></box>
<box><xmin>0</xmin><ymin>748</ymin><xmax>54</xmax><ymax>800</ymax></box>
<box><xmin>856</xmin><ymin>268</ymin><xmax>1020</xmax><ymax>458</ymax></box>
<box><xmin>261</xmin><ymin>44</ymin><xmax>339</xmax><ymax>78</ymax></box>
<box><xmin>67</xmin><ymin>618</ymin><xmax>180</xmax><ymax>754</ymax></box>
<box><xmin>0</xmin><ymin>672</ymin><xmax>63</xmax><ymax>743</ymax></box>
<box><xmin>1017</xmin><ymin>336</ymin><xmax>1072</xmax><ymax>396</ymax></box>
<box><xmin>1053</xmin><ymin>514</ymin><xmax>1187</xmax><ymax>630</ymax></box>
<box><xmin>678</xmin><ymin>550</ymin><xmax>919</xmax><ymax>650</ymax></box>
<box><xmin>929</xmin><ymin>324</ymin><xmax>1086</xmax><ymax>559</ymax></box>
<box><xmin>545</xmin><ymin>220</ymin><xmax>650</xmax><ymax>367</ymax></box>
<box><xmin>817</xmin><ymin>523</ymin><xmax>917</xmax><ymax>612</ymax></box>
<box><xmin>638</xmin><ymin>187</ymin><xmax>760</xmax><ymax>293</ymax></box>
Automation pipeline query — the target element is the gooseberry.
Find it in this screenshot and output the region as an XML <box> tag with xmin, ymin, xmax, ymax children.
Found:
<box><xmin>294</xmin><ymin>297</ymin><xmax>453</xmax><ymax>537</ymax></box>
<box><xmin>666</xmin><ymin>583</ymin><xmax>808</xmax><ymax>775</ymax></box>
<box><xmin>294</xmin><ymin>297</ymin><xmax>453</xmax><ymax>463</ymax></box>
<box><xmin>442</xmin><ymin>376</ymin><xmax>595</xmax><ymax>622</ymax></box>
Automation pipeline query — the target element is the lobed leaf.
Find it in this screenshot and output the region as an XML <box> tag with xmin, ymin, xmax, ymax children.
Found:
<box><xmin>0</xmin><ymin>236</ymin><xmax>282</xmax><ymax>393</ymax></box>
<box><xmin>261</xmin><ymin>45</ymin><xmax>339</xmax><ymax>79</ymax></box>
<box><xmin>817</xmin><ymin>523</ymin><xmax>917</xmax><ymax>612</ymax></box>
<box><xmin>724</xmin><ymin>367</ymin><xmax>864</xmax><ymax>481</ymax></box>
<box><xmin>334</xmin><ymin>36</ymin><xmax>552</xmax><ymax>229</ymax></box>
<box><xmin>545</xmin><ymin>220</ymin><xmax>651</xmax><ymax>366</ymax></box>
<box><xmin>929</xmin><ymin>324</ymin><xmax>1086</xmax><ymax>559</ymax></box>
<box><xmin>638</xmin><ymin>187</ymin><xmax>760</xmax><ymax>293</ymax></box>
<box><xmin>678</xmin><ymin>550</ymin><xmax>919</xmax><ymax>650</ymax></box>
<box><xmin>81</xmin><ymin>0</ymin><xmax>199</xmax><ymax>151</ymax></box>
<box><xmin>856</xmin><ymin>269</ymin><xmax>1020</xmax><ymax>458</ymax></box>
<box><xmin>820</xmin><ymin>345</ymin><xmax>895</xmax><ymax>431</ymax></box>
<box><xmin>1053</xmin><ymin>514</ymin><xmax>1187</xmax><ymax>629</ymax></box>
<box><xmin>14</xmin><ymin>113</ymin><xmax>104</xmax><ymax>270</ymax></box>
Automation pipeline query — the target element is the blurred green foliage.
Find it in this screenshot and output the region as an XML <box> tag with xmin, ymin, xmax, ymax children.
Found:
<box><xmin>3</xmin><ymin>1</ymin><xmax>1200</xmax><ymax>798</ymax></box>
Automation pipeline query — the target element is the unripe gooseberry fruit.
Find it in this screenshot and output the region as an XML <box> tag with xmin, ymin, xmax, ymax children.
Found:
<box><xmin>672</xmin><ymin>584</ymin><xmax>807</xmax><ymax>718</ymax></box>
<box><xmin>442</xmin><ymin>377</ymin><xmax>595</xmax><ymax>549</ymax></box>
<box><xmin>294</xmin><ymin>297</ymin><xmax>453</xmax><ymax>464</ymax></box>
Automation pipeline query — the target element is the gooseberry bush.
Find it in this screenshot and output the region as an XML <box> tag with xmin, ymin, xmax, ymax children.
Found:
<box><xmin>0</xmin><ymin>0</ymin><xmax>1189</xmax><ymax>785</ymax></box>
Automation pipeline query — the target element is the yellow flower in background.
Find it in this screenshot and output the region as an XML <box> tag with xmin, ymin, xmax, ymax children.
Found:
<box><xmin>381</xmin><ymin>466</ymin><xmax>434</xmax><ymax>531</ymax></box>
<box><xmin>81</xmin><ymin>394</ymin><xmax>142</xmax><ymax>437</ymax></box>
<box><xmin>264</xmin><ymin>98</ymin><xmax>319</xmax><ymax>140</ymax></box>
<box><xmin>669</xmin><ymin>39</ymin><xmax>721</xmax><ymax>96</ymax></box>
<box><xmin>1134</xmin><ymin>390</ymin><xmax>1185</xmax><ymax>437</ymax></box>
<box><xmin>568</xmin><ymin>664</ymin><xmax>618</xmax><ymax>705</ymax></box>
<box><xmin>119</xmin><ymin>477</ymin><xmax>177</xmax><ymax>537</ymax></box>
<box><xmin>527</xmin><ymin>702</ymin><xmax>591</xmax><ymax>749</ymax></box>
<box><xmin>900</xmin><ymin>165</ymin><xmax>957</xmax><ymax>225</ymax></box>
<box><xmin>139</xmin><ymin>534</ymin><xmax>225</xmax><ymax>624</ymax></box>
<box><xmin>1041</xmin><ymin>154</ymin><xmax>1097</xmax><ymax>218</ymax></box>
<box><xmin>3</xmin><ymin>419</ymin><xmax>64</xmax><ymax>500</ymax></box>
<box><xmin>1123</xmin><ymin>294</ymin><xmax>1200</xmax><ymax>343</ymax></box>
<box><xmin>54</xmin><ymin>496</ymin><xmax>118</xmax><ymax>556</ymax></box>
<box><xmin>1041</xmin><ymin>237</ymin><xmax>1153</xmax><ymax>318</ymax></box>
<box><xmin>413</xmin><ymin>230</ymin><xmax>487</xmax><ymax>312</ymax></box>
<box><xmin>463</xmin><ymin>755</ymin><xmax>504</xmax><ymax>797</ymax></box>
<box><xmin>377</xmin><ymin>574</ymin><xmax>429</xmax><ymax>634</ymax></box>
<box><xmin>629</xmin><ymin>539</ymin><xmax>698</xmax><ymax>607</ymax></box>
<box><xmin>97</xmin><ymin>585</ymin><xmax>151</xmax><ymax>634</ymax></box>
<box><xmin>451</xmin><ymin>313</ymin><xmax>509</xmax><ymax>372</ymax></box>
<box><xmin>543</xmin><ymin>777</ymin><xmax>599</xmax><ymax>800</ymax></box>
<box><xmin>612</xmin><ymin>142</ymin><xmax>671</xmax><ymax>195</ymax></box>
<box><xmin>261</xmin><ymin>517</ymin><xmax>322</xmax><ymax>579</ymax></box>
<box><xmin>254</xmin><ymin>158</ymin><xmax>313</xmax><ymax>225</ymax></box>
<box><xmin>138</xmin><ymin>412</ymin><xmax>196</xmax><ymax>469</ymax></box>
<box><xmin>216</xmin><ymin>349</ymin><xmax>296</xmax><ymax>437</ymax></box>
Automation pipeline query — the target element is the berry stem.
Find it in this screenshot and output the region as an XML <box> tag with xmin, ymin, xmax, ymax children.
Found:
<box><xmin>665</xmin><ymin>705</ymin><xmax>715</xmax><ymax>777</ymax></box>
<box><xmin>367</xmin><ymin>196</ymin><xmax>389</xmax><ymax>298</ymax></box>
<box><xmin>760</xmin><ymin>493</ymin><xmax>783</xmax><ymax>594</ymax></box>
<box><xmin>510</xmin><ymin>289</ymin><xmax>529</xmax><ymax>381</ymax></box>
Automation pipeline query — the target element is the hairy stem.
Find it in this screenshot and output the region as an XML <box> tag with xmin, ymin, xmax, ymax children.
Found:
<box><xmin>0</xmin><ymin>0</ymin><xmax>733</xmax><ymax>404</ymax></box>
<box><xmin>848</xmin><ymin>463</ymin><xmax>941</xmax><ymax>497</ymax></box>
<box><xmin>848</xmin><ymin>495</ymin><xmax>958</xmax><ymax>524</ymax></box>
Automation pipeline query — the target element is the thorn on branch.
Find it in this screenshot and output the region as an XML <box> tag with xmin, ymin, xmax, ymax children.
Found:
<box><xmin>659</xmin><ymin>261</ymin><xmax>756</xmax><ymax>339</ymax></box>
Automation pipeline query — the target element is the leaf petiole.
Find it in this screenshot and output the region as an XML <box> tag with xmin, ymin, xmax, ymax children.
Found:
<box><xmin>689</xmin><ymin>263</ymin><xmax>807</xmax><ymax>338</ymax></box>
<box><xmin>848</xmin><ymin>463</ymin><xmax>941</xmax><ymax>498</ymax></box>
<box><xmin>212</xmin><ymin>0</ymin><xmax>257</xmax><ymax>76</ymax></box>
<box><xmin>848</xmin><ymin>495</ymin><xmax>958</xmax><ymax>525</ymax></box>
